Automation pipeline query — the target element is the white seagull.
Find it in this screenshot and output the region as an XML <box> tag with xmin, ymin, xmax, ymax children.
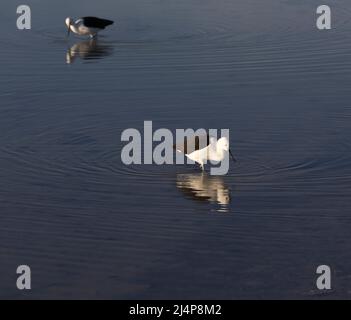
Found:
<box><xmin>174</xmin><ymin>135</ymin><xmax>236</xmax><ymax>171</ymax></box>
<box><xmin>65</xmin><ymin>16</ymin><xmax>114</xmax><ymax>38</ymax></box>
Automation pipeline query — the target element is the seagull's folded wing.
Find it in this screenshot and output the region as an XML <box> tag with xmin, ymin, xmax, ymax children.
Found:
<box><xmin>173</xmin><ymin>134</ymin><xmax>210</xmax><ymax>154</ymax></box>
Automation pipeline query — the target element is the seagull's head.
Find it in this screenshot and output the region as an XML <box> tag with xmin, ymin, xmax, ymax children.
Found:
<box><xmin>218</xmin><ymin>137</ymin><xmax>237</xmax><ymax>163</ymax></box>
<box><xmin>217</xmin><ymin>137</ymin><xmax>230</xmax><ymax>152</ymax></box>
<box><xmin>65</xmin><ymin>17</ymin><xmax>72</xmax><ymax>36</ymax></box>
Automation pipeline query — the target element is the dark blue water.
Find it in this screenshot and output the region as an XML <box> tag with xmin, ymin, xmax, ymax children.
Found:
<box><xmin>1</xmin><ymin>0</ymin><xmax>351</xmax><ymax>299</ymax></box>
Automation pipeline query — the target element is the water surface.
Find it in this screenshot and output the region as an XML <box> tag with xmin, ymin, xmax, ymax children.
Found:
<box><xmin>1</xmin><ymin>0</ymin><xmax>351</xmax><ymax>299</ymax></box>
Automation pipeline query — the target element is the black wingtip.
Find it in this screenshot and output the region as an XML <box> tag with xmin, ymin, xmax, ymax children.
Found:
<box><xmin>83</xmin><ymin>17</ymin><xmax>114</xmax><ymax>29</ymax></box>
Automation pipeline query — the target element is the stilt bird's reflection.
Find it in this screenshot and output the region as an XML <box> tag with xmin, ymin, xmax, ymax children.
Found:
<box><xmin>66</xmin><ymin>39</ymin><xmax>113</xmax><ymax>64</ymax></box>
<box><xmin>176</xmin><ymin>173</ymin><xmax>231</xmax><ymax>212</ymax></box>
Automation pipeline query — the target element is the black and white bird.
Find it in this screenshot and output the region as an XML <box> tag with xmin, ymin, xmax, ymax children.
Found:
<box><xmin>65</xmin><ymin>17</ymin><xmax>114</xmax><ymax>38</ymax></box>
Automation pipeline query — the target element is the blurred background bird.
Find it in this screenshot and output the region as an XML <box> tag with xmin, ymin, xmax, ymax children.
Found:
<box><xmin>65</xmin><ymin>16</ymin><xmax>114</xmax><ymax>38</ymax></box>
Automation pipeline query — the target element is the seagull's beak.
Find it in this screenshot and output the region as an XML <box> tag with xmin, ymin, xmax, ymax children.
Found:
<box><xmin>229</xmin><ymin>149</ymin><xmax>237</xmax><ymax>163</ymax></box>
<box><xmin>67</xmin><ymin>24</ymin><xmax>71</xmax><ymax>37</ymax></box>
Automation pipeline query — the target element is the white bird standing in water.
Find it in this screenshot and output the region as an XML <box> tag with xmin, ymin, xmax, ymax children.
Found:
<box><xmin>65</xmin><ymin>17</ymin><xmax>114</xmax><ymax>38</ymax></box>
<box><xmin>174</xmin><ymin>135</ymin><xmax>236</xmax><ymax>171</ymax></box>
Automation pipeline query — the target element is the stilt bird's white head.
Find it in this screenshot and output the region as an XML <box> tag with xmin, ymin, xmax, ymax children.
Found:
<box><xmin>65</xmin><ymin>17</ymin><xmax>73</xmax><ymax>27</ymax></box>
<box><xmin>65</xmin><ymin>17</ymin><xmax>73</xmax><ymax>36</ymax></box>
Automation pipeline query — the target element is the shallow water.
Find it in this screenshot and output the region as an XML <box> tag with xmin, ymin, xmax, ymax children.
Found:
<box><xmin>1</xmin><ymin>0</ymin><xmax>351</xmax><ymax>299</ymax></box>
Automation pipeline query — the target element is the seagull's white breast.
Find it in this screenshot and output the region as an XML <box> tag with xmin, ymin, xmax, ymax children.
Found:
<box><xmin>186</xmin><ymin>146</ymin><xmax>210</xmax><ymax>165</ymax></box>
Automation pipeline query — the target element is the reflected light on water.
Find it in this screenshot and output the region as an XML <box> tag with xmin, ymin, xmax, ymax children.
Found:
<box><xmin>176</xmin><ymin>173</ymin><xmax>231</xmax><ymax>213</ymax></box>
<box><xmin>66</xmin><ymin>39</ymin><xmax>114</xmax><ymax>64</ymax></box>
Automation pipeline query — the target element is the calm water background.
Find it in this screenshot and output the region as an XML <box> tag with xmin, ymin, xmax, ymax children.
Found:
<box><xmin>1</xmin><ymin>0</ymin><xmax>351</xmax><ymax>299</ymax></box>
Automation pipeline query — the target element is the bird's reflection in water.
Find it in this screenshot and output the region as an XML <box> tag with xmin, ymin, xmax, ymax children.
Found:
<box><xmin>66</xmin><ymin>39</ymin><xmax>114</xmax><ymax>64</ymax></box>
<box><xmin>176</xmin><ymin>173</ymin><xmax>231</xmax><ymax>213</ymax></box>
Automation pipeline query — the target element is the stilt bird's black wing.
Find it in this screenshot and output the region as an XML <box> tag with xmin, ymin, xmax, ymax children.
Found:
<box><xmin>82</xmin><ymin>17</ymin><xmax>114</xmax><ymax>29</ymax></box>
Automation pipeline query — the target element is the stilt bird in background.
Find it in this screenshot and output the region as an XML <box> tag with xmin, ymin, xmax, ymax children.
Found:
<box><xmin>66</xmin><ymin>17</ymin><xmax>114</xmax><ymax>38</ymax></box>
